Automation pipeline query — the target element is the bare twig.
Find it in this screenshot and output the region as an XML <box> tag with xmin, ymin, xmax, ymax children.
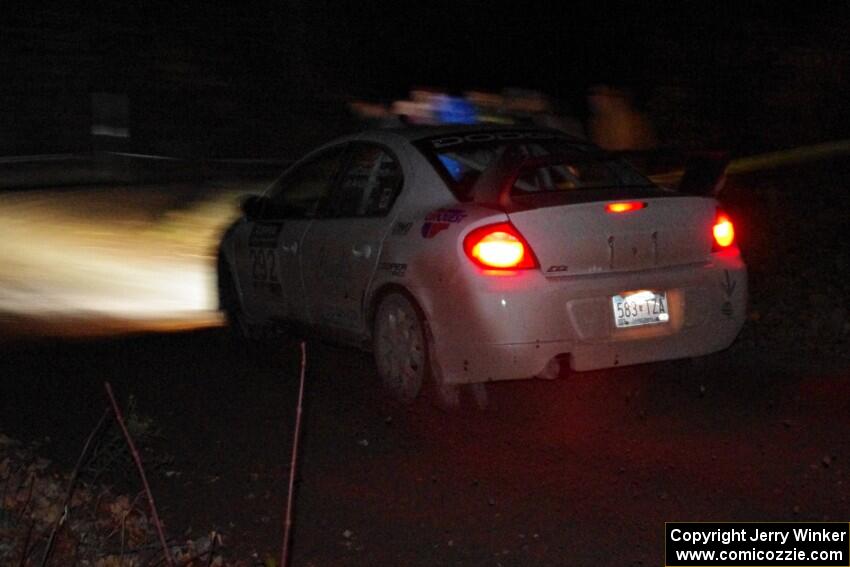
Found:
<box><xmin>71</xmin><ymin>535</ymin><xmax>81</xmax><ymax>566</ymax></box>
<box><xmin>16</xmin><ymin>473</ymin><xmax>36</xmax><ymax>524</ymax></box>
<box><xmin>85</xmin><ymin>434</ymin><xmax>128</xmax><ymax>483</ymax></box>
<box><xmin>39</xmin><ymin>407</ymin><xmax>111</xmax><ymax>567</ymax></box>
<box><xmin>18</xmin><ymin>520</ymin><xmax>35</xmax><ymax>567</ymax></box>
<box><xmin>280</xmin><ymin>341</ymin><xmax>308</xmax><ymax>567</ymax></box>
<box><xmin>103</xmin><ymin>491</ymin><xmax>145</xmax><ymax>542</ymax></box>
<box><xmin>141</xmin><ymin>538</ymin><xmax>184</xmax><ymax>567</ymax></box>
<box><xmin>0</xmin><ymin>463</ymin><xmax>14</xmax><ymax>513</ymax></box>
<box><xmin>89</xmin><ymin>487</ymin><xmax>110</xmax><ymax>525</ymax></box>
<box><xmin>104</xmin><ymin>382</ymin><xmax>174</xmax><ymax>567</ymax></box>
<box><xmin>205</xmin><ymin>531</ymin><xmax>221</xmax><ymax>567</ymax></box>
<box><xmin>120</xmin><ymin>508</ymin><xmax>128</xmax><ymax>565</ymax></box>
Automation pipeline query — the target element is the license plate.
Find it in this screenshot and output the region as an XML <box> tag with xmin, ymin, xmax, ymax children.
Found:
<box><xmin>612</xmin><ymin>290</ymin><xmax>669</xmax><ymax>328</ymax></box>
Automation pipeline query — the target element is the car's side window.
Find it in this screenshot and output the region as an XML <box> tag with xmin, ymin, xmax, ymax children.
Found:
<box><xmin>262</xmin><ymin>145</ymin><xmax>347</xmax><ymax>220</ymax></box>
<box><xmin>322</xmin><ymin>144</ymin><xmax>403</xmax><ymax>218</ymax></box>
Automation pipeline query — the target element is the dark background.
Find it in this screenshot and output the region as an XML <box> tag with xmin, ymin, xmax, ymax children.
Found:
<box><xmin>3</xmin><ymin>3</ymin><xmax>849</xmax><ymax>158</ymax></box>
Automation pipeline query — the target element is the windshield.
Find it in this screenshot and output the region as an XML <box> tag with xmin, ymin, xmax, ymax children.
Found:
<box><xmin>415</xmin><ymin>131</ymin><xmax>657</xmax><ymax>201</ymax></box>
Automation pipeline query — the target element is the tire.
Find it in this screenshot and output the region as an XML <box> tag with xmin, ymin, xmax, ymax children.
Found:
<box><xmin>373</xmin><ymin>292</ymin><xmax>429</xmax><ymax>404</ymax></box>
<box><xmin>372</xmin><ymin>291</ymin><xmax>491</xmax><ymax>410</ymax></box>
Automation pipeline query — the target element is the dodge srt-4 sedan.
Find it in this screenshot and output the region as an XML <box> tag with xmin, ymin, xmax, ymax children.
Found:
<box><xmin>217</xmin><ymin>127</ymin><xmax>747</xmax><ymax>405</ymax></box>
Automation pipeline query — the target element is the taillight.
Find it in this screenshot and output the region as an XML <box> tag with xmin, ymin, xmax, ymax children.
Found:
<box><xmin>605</xmin><ymin>201</ymin><xmax>646</xmax><ymax>214</ymax></box>
<box><xmin>463</xmin><ymin>222</ymin><xmax>538</xmax><ymax>270</ymax></box>
<box><xmin>712</xmin><ymin>210</ymin><xmax>736</xmax><ymax>250</ymax></box>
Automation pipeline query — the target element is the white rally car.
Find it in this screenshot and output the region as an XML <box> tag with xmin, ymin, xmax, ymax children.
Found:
<box><xmin>217</xmin><ymin>126</ymin><xmax>746</xmax><ymax>405</ymax></box>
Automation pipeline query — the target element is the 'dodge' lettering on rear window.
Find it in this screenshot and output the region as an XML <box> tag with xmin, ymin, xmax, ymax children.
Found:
<box><xmin>430</xmin><ymin>131</ymin><xmax>570</xmax><ymax>149</ymax></box>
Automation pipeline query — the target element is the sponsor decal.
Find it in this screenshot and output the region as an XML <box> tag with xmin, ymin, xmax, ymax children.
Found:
<box><xmin>421</xmin><ymin>208</ymin><xmax>467</xmax><ymax>239</ymax></box>
<box><xmin>546</xmin><ymin>265</ymin><xmax>569</xmax><ymax>273</ymax></box>
<box><xmin>321</xmin><ymin>306</ymin><xmax>358</xmax><ymax>325</ymax></box>
<box><xmin>421</xmin><ymin>222</ymin><xmax>449</xmax><ymax>238</ymax></box>
<box><xmin>378</xmin><ymin>262</ymin><xmax>407</xmax><ymax>277</ymax></box>
<box><xmin>426</xmin><ymin>209</ymin><xmax>467</xmax><ymax>223</ymax></box>
<box><xmin>249</xmin><ymin>247</ymin><xmax>281</xmax><ymax>296</ymax></box>
<box><xmin>246</xmin><ymin>224</ymin><xmax>285</xmax><ymax>295</ymax></box>
<box><xmin>248</xmin><ymin>223</ymin><xmax>282</xmax><ymax>248</ymax></box>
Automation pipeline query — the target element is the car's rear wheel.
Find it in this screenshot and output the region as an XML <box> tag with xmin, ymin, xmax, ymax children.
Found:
<box><xmin>373</xmin><ymin>291</ymin><xmax>491</xmax><ymax>410</ymax></box>
<box><xmin>373</xmin><ymin>292</ymin><xmax>429</xmax><ymax>404</ymax></box>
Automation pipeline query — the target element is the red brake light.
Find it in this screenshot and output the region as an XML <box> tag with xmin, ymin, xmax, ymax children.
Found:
<box><xmin>464</xmin><ymin>222</ymin><xmax>538</xmax><ymax>270</ymax></box>
<box><xmin>605</xmin><ymin>201</ymin><xmax>646</xmax><ymax>214</ymax></box>
<box><xmin>712</xmin><ymin>210</ymin><xmax>735</xmax><ymax>249</ymax></box>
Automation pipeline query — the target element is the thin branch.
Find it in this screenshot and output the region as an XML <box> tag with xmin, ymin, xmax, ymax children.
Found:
<box><xmin>104</xmin><ymin>382</ymin><xmax>174</xmax><ymax>567</ymax></box>
<box><xmin>120</xmin><ymin>509</ymin><xmax>128</xmax><ymax>565</ymax></box>
<box><xmin>281</xmin><ymin>341</ymin><xmax>307</xmax><ymax>567</ymax></box>
<box><xmin>84</xmin><ymin>434</ymin><xmax>127</xmax><ymax>484</ymax></box>
<box><xmin>0</xmin><ymin>464</ymin><xmax>13</xmax><ymax>514</ymax></box>
<box><xmin>71</xmin><ymin>534</ymin><xmax>81</xmax><ymax>566</ymax></box>
<box><xmin>16</xmin><ymin>473</ymin><xmax>36</xmax><ymax>524</ymax></box>
<box><xmin>103</xmin><ymin>491</ymin><xmax>145</xmax><ymax>542</ymax></box>
<box><xmin>204</xmin><ymin>531</ymin><xmax>220</xmax><ymax>567</ymax></box>
<box><xmin>18</xmin><ymin>520</ymin><xmax>35</xmax><ymax>567</ymax></box>
<box><xmin>39</xmin><ymin>407</ymin><xmax>111</xmax><ymax>567</ymax></box>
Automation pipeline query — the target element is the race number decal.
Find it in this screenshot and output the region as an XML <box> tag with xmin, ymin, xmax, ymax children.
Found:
<box><xmin>249</xmin><ymin>247</ymin><xmax>280</xmax><ymax>288</ymax></box>
<box><xmin>248</xmin><ymin>224</ymin><xmax>283</xmax><ymax>295</ymax></box>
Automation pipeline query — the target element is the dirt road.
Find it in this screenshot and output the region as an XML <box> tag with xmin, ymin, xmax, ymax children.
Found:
<box><xmin>1</xmin><ymin>328</ymin><xmax>848</xmax><ymax>566</ymax></box>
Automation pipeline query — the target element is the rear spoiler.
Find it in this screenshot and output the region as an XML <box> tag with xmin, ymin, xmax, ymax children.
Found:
<box><xmin>471</xmin><ymin>149</ymin><xmax>731</xmax><ymax>210</ymax></box>
<box><xmin>471</xmin><ymin>150</ymin><xmax>610</xmax><ymax>210</ymax></box>
<box><xmin>612</xmin><ymin>149</ymin><xmax>731</xmax><ymax>197</ymax></box>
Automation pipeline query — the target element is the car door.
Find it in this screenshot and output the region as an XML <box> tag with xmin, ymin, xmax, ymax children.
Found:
<box><xmin>300</xmin><ymin>142</ymin><xmax>405</xmax><ymax>336</ymax></box>
<box><xmin>236</xmin><ymin>145</ymin><xmax>347</xmax><ymax>323</ymax></box>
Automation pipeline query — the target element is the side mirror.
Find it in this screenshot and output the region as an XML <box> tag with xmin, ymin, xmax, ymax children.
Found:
<box><xmin>240</xmin><ymin>195</ymin><xmax>266</xmax><ymax>220</ymax></box>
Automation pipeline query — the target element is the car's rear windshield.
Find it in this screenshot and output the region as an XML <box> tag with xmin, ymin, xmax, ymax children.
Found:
<box><xmin>414</xmin><ymin>130</ymin><xmax>662</xmax><ymax>202</ymax></box>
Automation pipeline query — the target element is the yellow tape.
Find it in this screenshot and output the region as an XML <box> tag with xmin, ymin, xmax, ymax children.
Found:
<box><xmin>728</xmin><ymin>140</ymin><xmax>850</xmax><ymax>174</ymax></box>
<box><xmin>645</xmin><ymin>139</ymin><xmax>850</xmax><ymax>187</ymax></box>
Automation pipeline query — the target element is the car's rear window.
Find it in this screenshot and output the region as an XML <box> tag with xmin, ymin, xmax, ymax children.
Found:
<box><xmin>414</xmin><ymin>130</ymin><xmax>660</xmax><ymax>202</ymax></box>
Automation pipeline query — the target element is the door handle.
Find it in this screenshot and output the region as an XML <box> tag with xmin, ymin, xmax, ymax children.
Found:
<box><xmin>281</xmin><ymin>241</ymin><xmax>298</xmax><ymax>254</ymax></box>
<box><xmin>352</xmin><ymin>244</ymin><xmax>372</xmax><ymax>259</ymax></box>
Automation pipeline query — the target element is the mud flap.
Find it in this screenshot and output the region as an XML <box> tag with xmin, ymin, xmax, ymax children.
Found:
<box><xmin>423</xmin><ymin>319</ymin><xmax>461</xmax><ymax>409</ymax></box>
<box><xmin>423</xmin><ymin>321</ymin><xmax>491</xmax><ymax>410</ymax></box>
<box><xmin>536</xmin><ymin>357</ymin><xmax>561</xmax><ymax>380</ymax></box>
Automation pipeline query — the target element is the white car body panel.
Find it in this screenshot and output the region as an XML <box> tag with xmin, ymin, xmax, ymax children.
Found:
<box><xmin>219</xmin><ymin>126</ymin><xmax>747</xmax><ymax>385</ymax></box>
<box><xmin>301</xmin><ymin>216</ymin><xmax>393</xmax><ymax>331</ymax></box>
<box><xmin>238</xmin><ymin>217</ymin><xmax>313</xmax><ymax>322</ymax></box>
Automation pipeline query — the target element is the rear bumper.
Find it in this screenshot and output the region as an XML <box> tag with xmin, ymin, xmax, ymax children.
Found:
<box><xmin>422</xmin><ymin>253</ymin><xmax>747</xmax><ymax>384</ymax></box>
<box><xmin>568</xmin><ymin>312</ymin><xmax>742</xmax><ymax>371</ymax></box>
